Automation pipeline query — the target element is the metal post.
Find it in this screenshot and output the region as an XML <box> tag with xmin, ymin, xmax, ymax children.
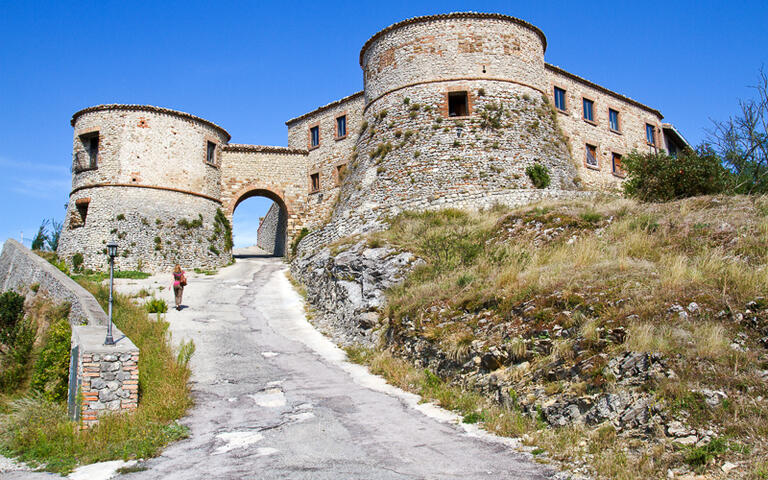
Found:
<box><xmin>105</xmin><ymin>241</ymin><xmax>117</xmax><ymax>345</ymax></box>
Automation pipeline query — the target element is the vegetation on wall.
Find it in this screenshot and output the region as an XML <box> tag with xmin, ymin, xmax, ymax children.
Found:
<box><xmin>29</xmin><ymin>319</ymin><xmax>71</xmax><ymax>403</ymax></box>
<box><xmin>290</xmin><ymin>227</ymin><xmax>310</xmax><ymax>257</ymax></box>
<box><xmin>525</xmin><ymin>163</ymin><xmax>551</xmax><ymax>189</ymax></box>
<box><xmin>0</xmin><ymin>291</ymin><xmax>35</xmax><ymax>393</ymax></box>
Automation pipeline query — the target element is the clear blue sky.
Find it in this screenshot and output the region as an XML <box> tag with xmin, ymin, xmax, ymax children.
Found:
<box><xmin>1</xmin><ymin>0</ymin><xmax>766</xmax><ymax>248</ymax></box>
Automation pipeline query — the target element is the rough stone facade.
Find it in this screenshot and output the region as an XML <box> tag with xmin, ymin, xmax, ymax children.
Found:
<box><xmin>58</xmin><ymin>13</ymin><xmax>683</xmax><ymax>270</ymax></box>
<box><xmin>256</xmin><ymin>202</ymin><xmax>286</xmax><ymax>256</ymax></box>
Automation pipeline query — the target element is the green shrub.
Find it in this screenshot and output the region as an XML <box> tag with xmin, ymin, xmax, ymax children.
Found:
<box><xmin>0</xmin><ymin>292</ymin><xmax>35</xmax><ymax>393</ymax></box>
<box><xmin>526</xmin><ymin>163</ymin><xmax>551</xmax><ymax>189</ymax></box>
<box><xmin>30</xmin><ymin>320</ymin><xmax>71</xmax><ymax>403</ymax></box>
<box><xmin>146</xmin><ymin>298</ymin><xmax>168</xmax><ymax>314</ymax></box>
<box><xmin>71</xmin><ymin>253</ymin><xmax>84</xmax><ymax>272</ymax></box>
<box><xmin>622</xmin><ymin>147</ymin><xmax>731</xmax><ymax>202</ymax></box>
<box><xmin>0</xmin><ymin>291</ymin><xmax>25</xmax><ymax>346</ymax></box>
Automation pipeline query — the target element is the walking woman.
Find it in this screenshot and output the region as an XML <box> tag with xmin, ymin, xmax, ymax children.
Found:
<box><xmin>172</xmin><ymin>264</ymin><xmax>186</xmax><ymax>310</ymax></box>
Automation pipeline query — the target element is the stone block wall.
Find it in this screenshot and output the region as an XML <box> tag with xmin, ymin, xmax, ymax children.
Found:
<box><xmin>256</xmin><ymin>202</ymin><xmax>286</xmax><ymax>256</ymax></box>
<box><xmin>71</xmin><ymin>325</ymin><xmax>139</xmax><ymax>428</ymax></box>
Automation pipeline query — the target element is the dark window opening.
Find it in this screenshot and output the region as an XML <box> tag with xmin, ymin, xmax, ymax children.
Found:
<box><xmin>336</xmin><ymin>116</ymin><xmax>347</xmax><ymax>138</ymax></box>
<box><xmin>448</xmin><ymin>91</ymin><xmax>469</xmax><ymax>117</ymax></box>
<box><xmin>554</xmin><ymin>87</ymin><xmax>566</xmax><ymax>111</ymax></box>
<box><xmin>612</xmin><ymin>153</ymin><xmax>624</xmax><ymax>176</ymax></box>
<box><xmin>72</xmin><ymin>199</ymin><xmax>89</xmax><ymax>228</ymax></box>
<box><xmin>77</xmin><ymin>133</ymin><xmax>99</xmax><ymax>171</ymax></box>
<box><xmin>206</xmin><ymin>141</ymin><xmax>216</xmax><ymax>165</ymax></box>
<box><xmin>336</xmin><ymin>164</ymin><xmax>347</xmax><ymax>184</ymax></box>
<box><xmin>310</xmin><ymin>173</ymin><xmax>320</xmax><ymax>192</ymax></box>
<box><xmin>583</xmin><ymin>98</ymin><xmax>594</xmax><ymax>122</ymax></box>
<box><xmin>585</xmin><ymin>144</ymin><xmax>598</xmax><ymax>168</ymax></box>
<box><xmin>310</xmin><ymin>126</ymin><xmax>320</xmax><ymax>147</ymax></box>
<box><xmin>609</xmin><ymin>109</ymin><xmax>620</xmax><ymax>131</ymax></box>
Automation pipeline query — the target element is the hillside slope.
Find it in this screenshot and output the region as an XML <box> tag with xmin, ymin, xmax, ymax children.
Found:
<box><xmin>293</xmin><ymin>195</ymin><xmax>768</xmax><ymax>479</ymax></box>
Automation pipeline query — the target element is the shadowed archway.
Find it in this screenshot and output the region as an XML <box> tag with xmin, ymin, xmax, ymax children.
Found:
<box><xmin>228</xmin><ymin>187</ymin><xmax>291</xmax><ymax>257</ymax></box>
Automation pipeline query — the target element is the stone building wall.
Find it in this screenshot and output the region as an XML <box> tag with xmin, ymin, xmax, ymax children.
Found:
<box><xmin>256</xmin><ymin>202</ymin><xmax>286</xmax><ymax>256</ymax></box>
<box><xmin>286</xmin><ymin>92</ymin><xmax>365</xmax><ymax>228</ymax></box>
<box><xmin>58</xmin><ymin>105</ymin><xmax>231</xmax><ymax>272</ymax></box>
<box><xmin>219</xmin><ymin>145</ymin><xmax>309</xmax><ymax>249</ymax></box>
<box><xmin>545</xmin><ymin>65</ymin><xmax>665</xmax><ymax>190</ymax></box>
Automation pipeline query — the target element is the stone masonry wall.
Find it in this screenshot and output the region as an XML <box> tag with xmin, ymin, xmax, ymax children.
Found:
<box><xmin>257</xmin><ymin>202</ymin><xmax>286</xmax><ymax>256</ymax></box>
<box><xmin>71</xmin><ymin>326</ymin><xmax>139</xmax><ymax>428</ymax></box>
<box><xmin>545</xmin><ymin>65</ymin><xmax>665</xmax><ymax>190</ymax></box>
<box><xmin>286</xmin><ymin>92</ymin><xmax>365</xmax><ymax>229</ymax></box>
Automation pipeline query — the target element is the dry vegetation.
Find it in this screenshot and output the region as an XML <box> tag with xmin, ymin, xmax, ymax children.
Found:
<box><xmin>354</xmin><ymin>194</ymin><xmax>768</xmax><ymax>479</ymax></box>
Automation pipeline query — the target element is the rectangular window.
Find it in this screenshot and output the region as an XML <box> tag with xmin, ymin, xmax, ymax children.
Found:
<box><xmin>609</xmin><ymin>109</ymin><xmax>620</xmax><ymax>132</ymax></box>
<box><xmin>583</xmin><ymin>98</ymin><xmax>594</xmax><ymax>122</ymax></box>
<box><xmin>448</xmin><ymin>91</ymin><xmax>469</xmax><ymax>117</ymax></box>
<box><xmin>78</xmin><ymin>132</ymin><xmax>99</xmax><ymax>170</ymax></box>
<box><xmin>585</xmin><ymin>144</ymin><xmax>598</xmax><ymax>168</ymax></box>
<box><xmin>73</xmin><ymin>198</ymin><xmax>90</xmax><ymax>228</ymax></box>
<box><xmin>554</xmin><ymin>87</ymin><xmax>566</xmax><ymax>111</ymax></box>
<box><xmin>612</xmin><ymin>152</ymin><xmax>624</xmax><ymax>176</ymax></box>
<box><xmin>646</xmin><ymin>123</ymin><xmax>656</xmax><ymax>145</ymax></box>
<box><xmin>310</xmin><ymin>126</ymin><xmax>320</xmax><ymax>147</ymax></box>
<box><xmin>206</xmin><ymin>141</ymin><xmax>216</xmax><ymax>165</ymax></box>
<box><xmin>310</xmin><ymin>172</ymin><xmax>320</xmax><ymax>192</ymax></box>
<box><xmin>336</xmin><ymin>115</ymin><xmax>347</xmax><ymax>138</ymax></box>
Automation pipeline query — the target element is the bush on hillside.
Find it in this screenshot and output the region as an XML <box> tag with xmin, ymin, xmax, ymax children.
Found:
<box><xmin>30</xmin><ymin>319</ymin><xmax>72</xmax><ymax>403</ymax></box>
<box><xmin>622</xmin><ymin>147</ymin><xmax>731</xmax><ymax>202</ymax></box>
<box><xmin>0</xmin><ymin>292</ymin><xmax>35</xmax><ymax>393</ymax></box>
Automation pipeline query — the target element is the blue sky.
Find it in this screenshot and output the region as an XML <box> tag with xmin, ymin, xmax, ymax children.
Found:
<box><xmin>1</xmin><ymin>0</ymin><xmax>766</xmax><ymax>248</ymax></box>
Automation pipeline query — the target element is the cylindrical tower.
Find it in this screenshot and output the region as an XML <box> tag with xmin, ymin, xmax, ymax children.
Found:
<box><xmin>328</xmin><ymin>13</ymin><xmax>578</xmax><ymax>239</ymax></box>
<box><xmin>58</xmin><ymin>105</ymin><xmax>233</xmax><ymax>272</ymax></box>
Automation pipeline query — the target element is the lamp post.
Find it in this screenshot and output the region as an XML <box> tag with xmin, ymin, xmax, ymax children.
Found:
<box><xmin>105</xmin><ymin>240</ymin><xmax>118</xmax><ymax>346</ymax></box>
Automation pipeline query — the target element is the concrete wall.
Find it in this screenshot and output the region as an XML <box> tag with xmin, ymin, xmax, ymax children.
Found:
<box><xmin>256</xmin><ymin>202</ymin><xmax>287</xmax><ymax>256</ymax></box>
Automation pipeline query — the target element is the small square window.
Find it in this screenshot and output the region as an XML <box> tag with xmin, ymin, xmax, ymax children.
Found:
<box><xmin>448</xmin><ymin>91</ymin><xmax>469</xmax><ymax>117</ymax></box>
<box><xmin>612</xmin><ymin>153</ymin><xmax>624</xmax><ymax>176</ymax></box>
<box><xmin>336</xmin><ymin>116</ymin><xmax>347</xmax><ymax>138</ymax></box>
<box><xmin>554</xmin><ymin>87</ymin><xmax>566</xmax><ymax>111</ymax></box>
<box><xmin>206</xmin><ymin>141</ymin><xmax>216</xmax><ymax>165</ymax></box>
<box><xmin>646</xmin><ymin>124</ymin><xmax>656</xmax><ymax>145</ymax></box>
<box><xmin>585</xmin><ymin>144</ymin><xmax>598</xmax><ymax>168</ymax></box>
<box><xmin>310</xmin><ymin>126</ymin><xmax>320</xmax><ymax>147</ymax></box>
<box><xmin>609</xmin><ymin>109</ymin><xmax>620</xmax><ymax>132</ymax></box>
<box><xmin>583</xmin><ymin>98</ymin><xmax>594</xmax><ymax>122</ymax></box>
<box><xmin>310</xmin><ymin>172</ymin><xmax>320</xmax><ymax>192</ymax></box>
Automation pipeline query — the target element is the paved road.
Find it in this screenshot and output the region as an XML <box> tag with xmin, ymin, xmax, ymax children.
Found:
<box><xmin>5</xmin><ymin>250</ymin><xmax>558</xmax><ymax>479</ymax></box>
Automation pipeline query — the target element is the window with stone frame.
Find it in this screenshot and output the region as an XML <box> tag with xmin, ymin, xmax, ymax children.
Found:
<box><xmin>554</xmin><ymin>87</ymin><xmax>567</xmax><ymax>111</ymax></box>
<box><xmin>336</xmin><ymin>115</ymin><xmax>347</xmax><ymax>139</ymax></box>
<box><xmin>335</xmin><ymin>163</ymin><xmax>347</xmax><ymax>185</ymax></box>
<box><xmin>206</xmin><ymin>141</ymin><xmax>217</xmax><ymax>166</ymax></box>
<box><xmin>583</xmin><ymin>98</ymin><xmax>595</xmax><ymax>123</ymax></box>
<box><xmin>612</xmin><ymin>152</ymin><xmax>625</xmax><ymax>177</ymax></box>
<box><xmin>71</xmin><ymin>198</ymin><xmax>90</xmax><ymax>228</ymax></box>
<box><xmin>585</xmin><ymin>143</ymin><xmax>599</xmax><ymax>168</ymax></box>
<box><xmin>77</xmin><ymin>132</ymin><xmax>99</xmax><ymax>171</ymax></box>
<box><xmin>310</xmin><ymin>126</ymin><xmax>320</xmax><ymax>148</ymax></box>
<box><xmin>310</xmin><ymin>172</ymin><xmax>320</xmax><ymax>192</ymax></box>
<box><xmin>609</xmin><ymin>109</ymin><xmax>620</xmax><ymax>132</ymax></box>
<box><xmin>448</xmin><ymin>91</ymin><xmax>469</xmax><ymax>117</ymax></box>
<box><xmin>646</xmin><ymin>123</ymin><xmax>656</xmax><ymax>145</ymax></box>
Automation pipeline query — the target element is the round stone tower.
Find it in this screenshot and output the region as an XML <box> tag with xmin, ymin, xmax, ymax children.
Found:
<box><xmin>326</xmin><ymin>13</ymin><xmax>578</xmax><ymax>240</ymax></box>
<box><xmin>58</xmin><ymin>105</ymin><xmax>233</xmax><ymax>272</ymax></box>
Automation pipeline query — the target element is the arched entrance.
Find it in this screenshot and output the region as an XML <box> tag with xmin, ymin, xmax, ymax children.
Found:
<box><xmin>229</xmin><ymin>187</ymin><xmax>291</xmax><ymax>257</ymax></box>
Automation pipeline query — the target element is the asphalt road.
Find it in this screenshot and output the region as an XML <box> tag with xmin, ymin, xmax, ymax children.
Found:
<box><xmin>4</xmin><ymin>249</ymin><xmax>559</xmax><ymax>480</ymax></box>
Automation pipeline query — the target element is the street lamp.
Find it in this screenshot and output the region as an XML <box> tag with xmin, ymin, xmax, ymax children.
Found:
<box><xmin>105</xmin><ymin>240</ymin><xmax>118</xmax><ymax>345</ymax></box>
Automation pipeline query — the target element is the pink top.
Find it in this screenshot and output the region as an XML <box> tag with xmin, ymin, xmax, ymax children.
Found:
<box><xmin>173</xmin><ymin>271</ymin><xmax>185</xmax><ymax>287</ymax></box>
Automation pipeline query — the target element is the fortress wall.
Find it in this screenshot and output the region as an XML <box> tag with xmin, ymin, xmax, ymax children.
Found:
<box><xmin>219</xmin><ymin>147</ymin><xmax>309</xmax><ymax>246</ymax></box>
<box><xmin>360</xmin><ymin>13</ymin><xmax>547</xmax><ymax>103</ymax></box>
<box><xmin>545</xmin><ymin>65</ymin><xmax>665</xmax><ymax>190</ymax></box>
<box><xmin>58</xmin><ymin>186</ymin><xmax>230</xmax><ymax>272</ymax></box>
<box><xmin>286</xmin><ymin>92</ymin><xmax>365</xmax><ymax>228</ymax></box>
<box><xmin>256</xmin><ymin>202</ymin><xmax>286</xmax><ymax>256</ymax></box>
<box><xmin>59</xmin><ymin>106</ymin><xmax>231</xmax><ymax>272</ymax></box>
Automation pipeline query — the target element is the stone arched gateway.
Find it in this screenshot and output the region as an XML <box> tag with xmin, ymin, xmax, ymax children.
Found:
<box><xmin>225</xmin><ymin>184</ymin><xmax>295</xmax><ymax>257</ymax></box>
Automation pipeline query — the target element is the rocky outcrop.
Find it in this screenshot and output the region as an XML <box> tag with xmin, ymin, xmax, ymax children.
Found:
<box><xmin>290</xmin><ymin>240</ymin><xmax>420</xmax><ymax>346</ymax></box>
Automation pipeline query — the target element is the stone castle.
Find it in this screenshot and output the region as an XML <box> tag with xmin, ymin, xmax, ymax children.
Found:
<box><xmin>58</xmin><ymin>12</ymin><xmax>688</xmax><ymax>271</ymax></box>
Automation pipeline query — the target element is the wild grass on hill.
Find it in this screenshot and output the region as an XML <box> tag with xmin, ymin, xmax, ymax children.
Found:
<box><xmin>0</xmin><ymin>280</ymin><xmax>193</xmax><ymax>473</ymax></box>
<box><xmin>360</xmin><ymin>194</ymin><xmax>768</xmax><ymax>479</ymax></box>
